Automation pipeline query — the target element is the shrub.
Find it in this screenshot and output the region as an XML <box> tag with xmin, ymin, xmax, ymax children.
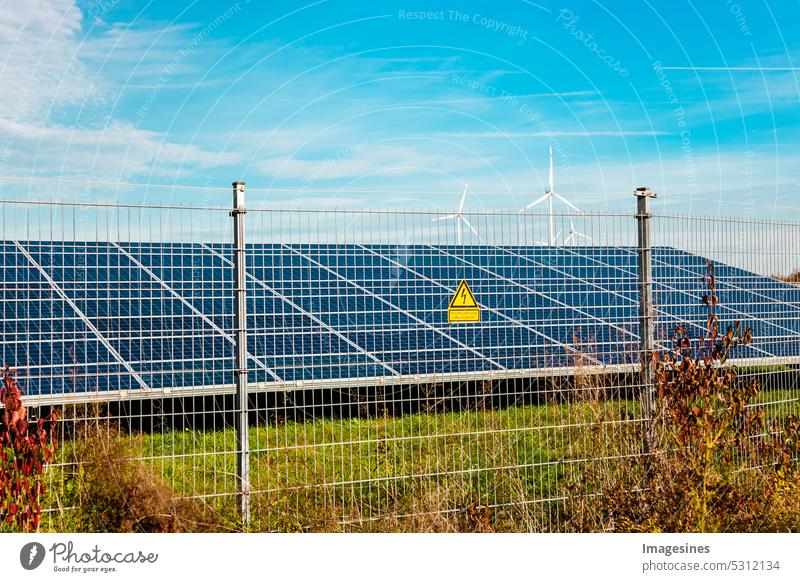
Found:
<box><xmin>565</xmin><ymin>261</ymin><xmax>800</xmax><ymax>532</ymax></box>
<box><xmin>647</xmin><ymin>263</ymin><xmax>762</xmax><ymax>531</ymax></box>
<box><xmin>64</xmin><ymin>422</ymin><xmax>230</xmax><ymax>532</ymax></box>
<box><xmin>773</xmin><ymin>414</ymin><xmax>800</xmax><ymax>490</ymax></box>
<box><xmin>0</xmin><ymin>366</ymin><xmax>59</xmax><ymax>531</ymax></box>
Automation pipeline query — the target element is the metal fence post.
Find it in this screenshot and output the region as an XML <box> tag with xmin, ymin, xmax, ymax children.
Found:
<box><xmin>635</xmin><ymin>187</ymin><xmax>657</xmax><ymax>428</ymax></box>
<box><xmin>231</xmin><ymin>181</ymin><xmax>250</xmax><ymax>525</ymax></box>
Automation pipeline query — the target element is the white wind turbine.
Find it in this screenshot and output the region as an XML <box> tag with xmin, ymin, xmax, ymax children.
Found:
<box><xmin>433</xmin><ymin>182</ymin><xmax>482</xmax><ymax>244</ymax></box>
<box><xmin>518</xmin><ymin>145</ymin><xmax>584</xmax><ymax>244</ymax></box>
<box><xmin>564</xmin><ymin>219</ymin><xmax>591</xmax><ymax>244</ymax></box>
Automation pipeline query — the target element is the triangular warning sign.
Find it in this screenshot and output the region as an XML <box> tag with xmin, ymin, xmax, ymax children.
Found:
<box><xmin>448</xmin><ymin>280</ymin><xmax>480</xmax><ymax>322</ymax></box>
<box><xmin>449</xmin><ymin>280</ymin><xmax>478</xmax><ymax>309</ymax></box>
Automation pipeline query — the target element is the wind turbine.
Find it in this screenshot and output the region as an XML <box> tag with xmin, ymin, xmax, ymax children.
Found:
<box><xmin>433</xmin><ymin>182</ymin><xmax>482</xmax><ymax>244</ymax></box>
<box><xmin>519</xmin><ymin>145</ymin><xmax>582</xmax><ymax>244</ymax></box>
<box><xmin>563</xmin><ymin>219</ymin><xmax>591</xmax><ymax>244</ymax></box>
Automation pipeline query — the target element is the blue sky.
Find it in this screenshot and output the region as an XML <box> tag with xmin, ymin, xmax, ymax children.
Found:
<box><xmin>0</xmin><ymin>0</ymin><xmax>798</xmax><ymax>217</ymax></box>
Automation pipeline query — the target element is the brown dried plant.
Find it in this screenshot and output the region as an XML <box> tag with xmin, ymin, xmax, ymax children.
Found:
<box><xmin>565</xmin><ymin>261</ymin><xmax>800</xmax><ymax>532</ymax></box>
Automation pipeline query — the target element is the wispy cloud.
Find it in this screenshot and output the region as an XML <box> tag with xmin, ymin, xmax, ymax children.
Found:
<box><xmin>660</xmin><ymin>66</ymin><xmax>800</xmax><ymax>71</ymax></box>
<box><xmin>0</xmin><ymin>118</ymin><xmax>242</xmax><ymax>180</ymax></box>
<box><xmin>0</xmin><ymin>0</ymin><xmax>94</xmax><ymax>122</ymax></box>
<box><xmin>0</xmin><ymin>0</ymin><xmax>243</xmax><ymax>188</ymax></box>
<box><xmin>432</xmin><ymin>130</ymin><xmax>669</xmax><ymax>138</ymax></box>
<box><xmin>257</xmin><ymin>143</ymin><xmax>490</xmax><ymax>181</ymax></box>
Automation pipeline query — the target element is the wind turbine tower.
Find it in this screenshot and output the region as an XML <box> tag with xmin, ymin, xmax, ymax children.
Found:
<box><xmin>519</xmin><ymin>145</ymin><xmax>584</xmax><ymax>244</ymax></box>
<box><xmin>433</xmin><ymin>182</ymin><xmax>482</xmax><ymax>244</ymax></box>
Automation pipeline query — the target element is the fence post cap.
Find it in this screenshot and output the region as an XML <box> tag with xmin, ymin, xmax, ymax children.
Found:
<box><xmin>634</xmin><ymin>187</ymin><xmax>658</xmax><ymax>198</ymax></box>
<box><xmin>232</xmin><ymin>181</ymin><xmax>246</xmax><ymax>208</ymax></box>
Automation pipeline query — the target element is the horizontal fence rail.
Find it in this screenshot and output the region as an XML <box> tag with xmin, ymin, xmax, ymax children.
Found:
<box><xmin>0</xmin><ymin>192</ymin><xmax>798</xmax><ymax>531</ymax></box>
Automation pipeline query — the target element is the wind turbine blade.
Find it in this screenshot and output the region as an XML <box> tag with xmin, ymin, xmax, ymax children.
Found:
<box><xmin>548</xmin><ymin>144</ymin><xmax>554</xmax><ymax>193</ymax></box>
<box><xmin>432</xmin><ymin>214</ymin><xmax>458</xmax><ymax>221</ymax></box>
<box><xmin>461</xmin><ymin>217</ymin><xmax>482</xmax><ymax>241</ymax></box>
<box><xmin>458</xmin><ymin>182</ymin><xmax>469</xmax><ymax>212</ymax></box>
<box><xmin>552</xmin><ymin>229</ymin><xmax>562</xmax><ymax>245</ymax></box>
<box><xmin>518</xmin><ymin>193</ymin><xmax>550</xmax><ymax>212</ymax></box>
<box><xmin>568</xmin><ymin>219</ymin><xmax>591</xmax><ymax>241</ymax></box>
<box><xmin>564</xmin><ymin>232</ymin><xmax>574</xmax><ymax>244</ymax></box>
<box><xmin>553</xmin><ymin>192</ymin><xmax>581</xmax><ymax>213</ymax></box>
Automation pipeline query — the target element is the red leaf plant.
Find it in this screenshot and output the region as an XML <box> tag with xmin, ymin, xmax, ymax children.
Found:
<box><xmin>0</xmin><ymin>365</ymin><xmax>59</xmax><ymax>531</ymax></box>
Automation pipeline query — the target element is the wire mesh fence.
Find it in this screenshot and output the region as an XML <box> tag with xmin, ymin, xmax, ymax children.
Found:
<box><xmin>1</xmin><ymin>194</ymin><xmax>798</xmax><ymax>531</ymax></box>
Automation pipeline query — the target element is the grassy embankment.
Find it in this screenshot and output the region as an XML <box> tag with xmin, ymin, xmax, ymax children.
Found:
<box><xmin>41</xmin><ymin>380</ymin><xmax>799</xmax><ymax>532</ymax></box>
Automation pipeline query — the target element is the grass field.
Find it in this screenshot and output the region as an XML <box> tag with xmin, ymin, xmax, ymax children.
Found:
<box><xmin>40</xmin><ymin>382</ymin><xmax>800</xmax><ymax>532</ymax></box>
<box><xmin>144</xmin><ymin>398</ymin><xmax>639</xmax><ymax>530</ymax></box>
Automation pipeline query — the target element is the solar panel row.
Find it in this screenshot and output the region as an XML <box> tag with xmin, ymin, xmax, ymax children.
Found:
<box><xmin>2</xmin><ymin>242</ymin><xmax>798</xmax><ymax>398</ymax></box>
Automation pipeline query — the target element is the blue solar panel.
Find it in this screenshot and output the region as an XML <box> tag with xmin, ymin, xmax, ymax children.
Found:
<box><xmin>2</xmin><ymin>242</ymin><xmax>798</xmax><ymax>397</ymax></box>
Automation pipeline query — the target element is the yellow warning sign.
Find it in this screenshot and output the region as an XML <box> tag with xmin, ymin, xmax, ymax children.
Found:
<box><xmin>448</xmin><ymin>280</ymin><xmax>480</xmax><ymax>323</ymax></box>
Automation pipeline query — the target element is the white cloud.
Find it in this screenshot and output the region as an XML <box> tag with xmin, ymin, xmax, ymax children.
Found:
<box><xmin>0</xmin><ymin>0</ymin><xmax>95</xmax><ymax>122</ymax></box>
<box><xmin>0</xmin><ymin>117</ymin><xmax>241</xmax><ymax>180</ymax></box>
<box><xmin>432</xmin><ymin>130</ymin><xmax>668</xmax><ymax>138</ymax></box>
<box><xmin>0</xmin><ymin>0</ymin><xmax>236</xmax><ymax>187</ymax></box>
<box><xmin>258</xmin><ymin>143</ymin><xmax>488</xmax><ymax>182</ymax></box>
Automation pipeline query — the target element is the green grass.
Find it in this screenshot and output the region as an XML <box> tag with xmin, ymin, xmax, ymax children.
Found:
<box><xmin>42</xmin><ymin>386</ymin><xmax>799</xmax><ymax>532</ymax></box>
<box><xmin>132</xmin><ymin>398</ymin><xmax>644</xmax><ymax>530</ymax></box>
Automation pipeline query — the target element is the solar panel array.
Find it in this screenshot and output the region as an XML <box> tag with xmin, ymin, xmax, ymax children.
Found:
<box><xmin>3</xmin><ymin>241</ymin><xmax>799</xmax><ymax>399</ymax></box>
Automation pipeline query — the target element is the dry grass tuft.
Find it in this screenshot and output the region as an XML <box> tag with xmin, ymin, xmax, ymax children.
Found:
<box><xmin>564</xmin><ymin>262</ymin><xmax>800</xmax><ymax>532</ymax></box>
<box><xmin>66</xmin><ymin>423</ymin><xmax>231</xmax><ymax>532</ymax></box>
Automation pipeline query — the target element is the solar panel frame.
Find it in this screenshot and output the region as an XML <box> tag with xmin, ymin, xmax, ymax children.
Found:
<box><xmin>4</xmin><ymin>235</ymin><xmax>800</xmax><ymax>405</ymax></box>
